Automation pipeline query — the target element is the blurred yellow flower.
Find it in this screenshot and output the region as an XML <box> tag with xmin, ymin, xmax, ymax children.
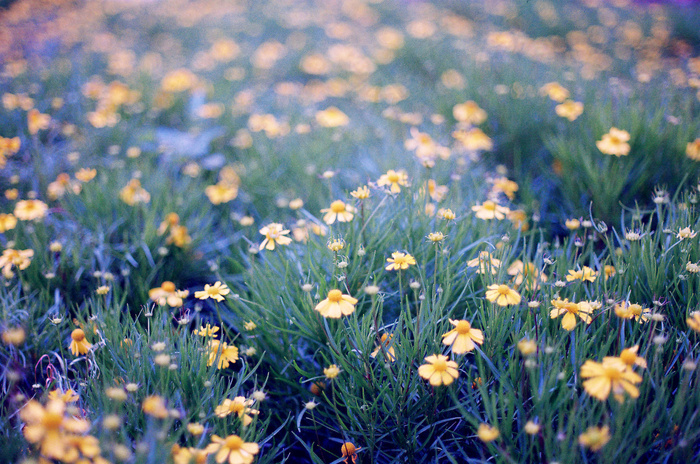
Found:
<box><xmin>472</xmin><ymin>200</ymin><xmax>509</xmax><ymax>220</ymax></box>
<box><xmin>350</xmin><ymin>185</ymin><xmax>370</xmax><ymax>199</ymax></box>
<box><xmin>467</xmin><ymin>251</ymin><xmax>501</xmax><ymax>275</ymax></box>
<box><xmin>618</xmin><ymin>345</ymin><xmax>647</xmax><ymax>369</ymax></box>
<box><xmin>555</xmin><ymin>100</ymin><xmax>584</xmax><ymax>121</ymax></box>
<box><xmin>206</xmin><ymin>340</ymin><xmax>239</xmax><ymax>369</ymax></box>
<box><xmin>214</xmin><ymin>396</ymin><xmax>258</xmax><ymax>426</ymax></box>
<box><xmin>75</xmin><ymin>168</ymin><xmax>97</xmax><ymax>183</ymax></box>
<box><xmin>377</xmin><ymin>169</ymin><xmax>408</xmax><ymax>194</ymax></box>
<box><xmin>142</xmin><ymin>395</ymin><xmax>168</xmax><ymax>419</ymax></box>
<box><xmin>686</xmin><ymin>138</ymin><xmax>700</xmax><ymax>161</ymax></box>
<box><xmin>259</xmin><ymin>223</ymin><xmax>292</xmax><ymax>250</ymax></box>
<box><xmin>371</xmin><ymin>333</ymin><xmax>396</xmax><ymax>362</ymax></box>
<box><xmin>549</xmin><ymin>298</ymin><xmax>593</xmax><ymax>331</ymax></box>
<box><xmin>14</xmin><ymin>199</ymin><xmax>48</xmax><ymax>221</ymax></box>
<box><xmin>28</xmin><ymin>108</ymin><xmax>51</xmax><ymax>134</ymax></box>
<box><xmin>452</xmin><ymin>127</ymin><xmax>493</xmax><ymax>151</ymax></box>
<box><xmin>205</xmin><ymin>182</ymin><xmax>238</xmax><ymax>205</ymax></box>
<box><xmin>578</xmin><ymin>425</ymin><xmax>610</xmax><ymax>452</ymax></box>
<box><xmin>48</xmin><ymin>389</ymin><xmax>79</xmax><ymax>403</ymax></box>
<box><xmin>69</xmin><ymin>328</ymin><xmax>92</xmax><ymax>356</ymax></box>
<box><xmin>418</xmin><ymin>354</ymin><xmax>459</xmax><ymax>386</ymax></box>
<box><xmin>686</xmin><ymin>311</ymin><xmax>700</xmax><ymax>333</ymax></box>
<box><xmin>324</xmin><ymin>364</ymin><xmax>340</xmax><ymax>379</ymax></box>
<box><xmin>614</xmin><ymin>302</ymin><xmax>651</xmax><ymax>324</ymax></box>
<box><xmin>477</xmin><ymin>423</ymin><xmax>500</xmax><ymax>442</ymax></box>
<box><xmin>539</xmin><ymin>82</ymin><xmax>569</xmax><ymax>102</ymax></box>
<box><xmin>1</xmin><ymin>326</ymin><xmax>26</xmax><ymax>346</ymax></box>
<box><xmin>0</xmin><ymin>248</ymin><xmax>32</xmax><ymax>278</ymax></box>
<box><xmin>453</xmin><ymin>100</ymin><xmax>487</xmax><ymax>125</ymax></box>
<box><xmin>119</xmin><ymin>179</ymin><xmax>150</xmax><ymax>206</ymax></box>
<box><xmin>316</xmin><ymin>107</ymin><xmax>349</xmax><ymax>127</ymax></box>
<box><xmin>315</xmin><ymin>289</ymin><xmax>357</xmax><ymax>318</ymax></box>
<box><xmin>517</xmin><ymin>339</ymin><xmax>537</xmax><ymax>356</ymax></box>
<box><xmin>596</xmin><ymin>127</ymin><xmax>631</xmax><ymax>157</ymax></box>
<box><xmin>581</xmin><ymin>357</ymin><xmax>642</xmax><ymax>402</ymax></box>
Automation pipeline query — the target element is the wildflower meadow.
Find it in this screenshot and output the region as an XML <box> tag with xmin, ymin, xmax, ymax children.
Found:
<box><xmin>2</xmin><ymin>0</ymin><xmax>700</xmax><ymax>462</ymax></box>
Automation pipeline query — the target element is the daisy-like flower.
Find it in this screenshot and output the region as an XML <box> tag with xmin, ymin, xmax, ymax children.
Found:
<box><xmin>418</xmin><ymin>354</ymin><xmax>459</xmax><ymax>386</ymax></box>
<box><xmin>555</xmin><ymin>100</ymin><xmax>584</xmax><ymax>121</ymax></box>
<box><xmin>549</xmin><ymin>298</ymin><xmax>593</xmax><ymax>331</ymax></box>
<box><xmin>507</xmin><ymin>260</ymin><xmax>547</xmax><ymax>291</ymax></box>
<box><xmin>205</xmin><ymin>434</ymin><xmax>259</xmax><ymax>464</ymax></box>
<box><xmin>196</xmin><ymin>324</ymin><xmax>220</xmax><ymax>337</ymax></box>
<box><xmin>614</xmin><ymin>302</ymin><xmax>651</xmax><ymax>324</ymax></box>
<box><xmin>315</xmin><ymin>289</ymin><xmax>358</xmax><ymax>318</ymax></box>
<box><xmin>688</xmin><ymin>311</ymin><xmax>700</xmax><ymax>333</ymax></box>
<box><xmin>471</xmin><ymin>201</ymin><xmax>509</xmax><ymax>220</ymax></box>
<box><xmin>214</xmin><ymin>397</ymin><xmax>259</xmax><ymax>426</ymax></box>
<box><xmin>171</xmin><ymin>445</ymin><xmax>210</xmax><ymax>464</ymax></box>
<box><xmin>485</xmin><ymin>284</ymin><xmax>521</xmax><ymax>306</ymax></box>
<box><xmin>119</xmin><ymin>179</ymin><xmax>150</xmax><ymax>206</ymax></box>
<box><xmin>677</xmin><ymin>227</ymin><xmax>697</xmax><ymax>240</ymax></box>
<box><xmin>321</xmin><ymin>200</ymin><xmax>356</xmax><ymax>224</ymax></box>
<box><xmin>28</xmin><ymin>108</ymin><xmax>51</xmax><ymax>134</ymax></box>
<box><xmin>385</xmin><ymin>252</ymin><xmax>416</xmax><ymax>271</ymax></box>
<box><xmin>0</xmin><ymin>213</ymin><xmax>17</xmax><ymax>232</ymax></box>
<box><xmin>377</xmin><ymin>169</ymin><xmax>408</xmax><ymax>194</ymax></box>
<box><xmin>14</xmin><ymin>199</ymin><xmax>48</xmax><ymax>221</ymax></box>
<box><xmin>20</xmin><ymin>399</ymin><xmax>90</xmax><ymax>460</ymax></box>
<box><xmin>452</xmin><ymin>127</ymin><xmax>493</xmax><ymax>151</ymax></box>
<box><xmin>580</xmin><ymin>357</ymin><xmax>642</xmax><ymax>402</ymax></box>
<box><xmin>69</xmin><ymin>329</ymin><xmax>92</xmax><ymax>356</ymax></box>
<box><xmin>371</xmin><ymin>334</ymin><xmax>396</xmax><ymax>362</ymax></box>
<box><xmin>596</xmin><ymin>127</ymin><xmax>631</xmax><ymax>157</ymax></box>
<box><xmin>0</xmin><ymin>248</ymin><xmax>34</xmax><ymax>278</ymax></box>
<box><xmin>205</xmin><ymin>182</ymin><xmax>238</xmax><ymax>205</ymax></box>
<box><xmin>617</xmin><ymin>345</ymin><xmax>647</xmax><ymax>369</ymax></box>
<box><xmin>195</xmin><ymin>281</ymin><xmax>229</xmax><ymax>302</ymax></box>
<box><xmin>259</xmin><ymin>223</ymin><xmax>292</xmax><ymax>251</ymax></box>
<box><xmin>48</xmin><ymin>389</ymin><xmax>79</xmax><ymax>403</ymax></box>
<box><xmin>566</xmin><ymin>266</ymin><xmax>598</xmax><ymax>282</ymax></box>
<box><xmin>453</xmin><ymin>100</ymin><xmax>487</xmax><ymax>125</ymax></box>
<box><xmin>477</xmin><ymin>423</ymin><xmax>500</xmax><ymax>443</ymax></box>
<box><xmin>490</xmin><ymin>177</ymin><xmax>518</xmax><ymax>200</ymax></box>
<box><xmin>142</xmin><ymin>395</ymin><xmax>168</xmax><ymax>419</ymax></box>
<box><xmin>206</xmin><ymin>340</ymin><xmax>239</xmax><ymax>369</ymax></box>
<box><xmin>539</xmin><ymin>82</ymin><xmax>569</xmax><ymax>102</ymax></box>
<box><xmin>578</xmin><ymin>425</ymin><xmax>610</xmax><ymax>452</ymax></box>
<box><xmin>75</xmin><ymin>168</ymin><xmax>96</xmax><ymax>183</ymax></box>
<box><xmin>467</xmin><ymin>251</ymin><xmax>501</xmax><ymax>275</ymax></box>
<box><xmin>441</xmin><ymin>319</ymin><xmax>484</xmax><ymax>354</ymax></box>
<box><xmin>350</xmin><ymin>185</ymin><xmax>370</xmax><ymax>199</ymax></box>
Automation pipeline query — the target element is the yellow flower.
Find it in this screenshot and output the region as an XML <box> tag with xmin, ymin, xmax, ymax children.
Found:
<box><xmin>324</xmin><ymin>364</ymin><xmax>340</xmax><ymax>379</ymax></box>
<box><xmin>69</xmin><ymin>329</ymin><xmax>92</xmax><ymax>356</ymax></box>
<box><xmin>14</xmin><ymin>199</ymin><xmax>48</xmax><ymax>221</ymax></box>
<box><xmin>119</xmin><ymin>179</ymin><xmax>150</xmax><ymax>205</ymax></box>
<box><xmin>539</xmin><ymin>82</ymin><xmax>569</xmax><ymax>102</ymax></box>
<box><xmin>28</xmin><ymin>108</ymin><xmax>51</xmax><ymax>134</ymax></box>
<box><xmin>350</xmin><ymin>185</ymin><xmax>370</xmax><ymax>199</ymax></box>
<box><xmin>196</xmin><ymin>324</ymin><xmax>220</xmax><ymax>337</ymax></box>
<box><xmin>316</xmin><ymin>106</ymin><xmax>349</xmax><ymax>127</ymax></box>
<box><xmin>596</xmin><ymin>127</ymin><xmax>631</xmax><ymax>157</ymax></box>
<box><xmin>427</xmin><ymin>231</ymin><xmax>445</xmax><ymax>242</ymax></box>
<box><xmin>371</xmin><ymin>333</ymin><xmax>396</xmax><ymax>362</ymax></box>
<box><xmin>687</xmin><ymin>311</ymin><xmax>700</xmax><ymax>333</ymax></box>
<box><xmin>205</xmin><ymin>434</ymin><xmax>259</xmax><ymax>464</ymax></box>
<box><xmin>0</xmin><ymin>213</ymin><xmax>17</xmax><ymax>232</ymax></box>
<box><xmin>206</xmin><ymin>340</ymin><xmax>239</xmax><ymax>369</ymax></box>
<box><xmin>507</xmin><ymin>260</ymin><xmax>547</xmax><ymax>291</ymax></box>
<box><xmin>259</xmin><ymin>223</ymin><xmax>292</xmax><ymax>251</ymax></box>
<box><xmin>142</xmin><ymin>395</ymin><xmax>168</xmax><ymax>419</ymax></box>
<box><xmin>565</xmin><ymin>218</ymin><xmax>580</xmax><ymax>230</ymax></box>
<box><xmin>578</xmin><ymin>425</ymin><xmax>611</xmax><ymax>452</ymax></box>
<box><xmin>618</xmin><ymin>345</ymin><xmax>647</xmax><ymax>369</ymax></box>
<box><xmin>441</xmin><ymin>319</ymin><xmax>484</xmax><ymax>354</ymax></box>
<box><xmin>171</xmin><ymin>444</ymin><xmax>209</xmax><ymax>464</ymax></box>
<box><xmin>581</xmin><ymin>357</ymin><xmax>642</xmax><ymax>402</ymax></box>
<box><xmin>214</xmin><ymin>397</ymin><xmax>259</xmax><ymax>426</ymax></box>
<box><xmin>686</xmin><ymin>138</ymin><xmax>700</xmax><ymax>161</ymax></box>
<box><xmin>485</xmin><ymin>284</ymin><xmax>521</xmax><ymax>306</ymax></box>
<box><xmin>418</xmin><ymin>354</ymin><xmax>459</xmax><ymax>386</ymax></box>
<box><xmin>48</xmin><ymin>389</ymin><xmax>79</xmax><ymax>403</ymax></box>
<box><xmin>472</xmin><ymin>200</ymin><xmax>509</xmax><ymax>220</ymax></box>
<box><xmin>75</xmin><ymin>168</ymin><xmax>97</xmax><ymax>183</ymax></box>
<box><xmin>477</xmin><ymin>423</ymin><xmax>500</xmax><ymax>442</ymax></box>
<box><xmin>452</xmin><ymin>127</ymin><xmax>493</xmax><ymax>151</ymax></box>
<box><xmin>0</xmin><ymin>248</ymin><xmax>34</xmax><ymax>278</ymax></box>
<box><xmin>490</xmin><ymin>177</ymin><xmax>518</xmax><ymax>200</ymax></box>
<box><xmin>377</xmin><ymin>169</ymin><xmax>408</xmax><ymax>194</ymax></box>
<box><xmin>452</xmin><ymin>100</ymin><xmax>487</xmax><ymax>125</ymax></box>
<box><xmin>20</xmin><ymin>399</ymin><xmax>90</xmax><ymax>460</ymax></box>
<box><xmin>549</xmin><ymin>298</ymin><xmax>593</xmax><ymax>331</ymax></box>
<box><xmin>315</xmin><ymin>289</ymin><xmax>358</xmax><ymax>318</ymax></box>
<box><xmin>517</xmin><ymin>339</ymin><xmax>537</xmax><ymax>356</ymax></box>
<box><xmin>96</xmin><ymin>285</ymin><xmax>110</xmax><ymax>295</ymax></box>
<box><xmin>524</xmin><ymin>421</ymin><xmax>541</xmax><ymax>435</ymax></box>
<box><xmin>1</xmin><ymin>326</ymin><xmax>25</xmax><ymax>346</ymax></box>
<box><xmin>614</xmin><ymin>302</ymin><xmax>651</xmax><ymax>324</ymax></box>
<box><xmin>677</xmin><ymin>227</ymin><xmax>697</xmax><ymax>240</ymax></box>
<box><xmin>566</xmin><ymin>266</ymin><xmax>597</xmax><ymax>282</ymax></box>
<box><xmin>161</xmin><ymin>68</ymin><xmax>198</xmax><ymax>93</ymax></box>
<box><xmin>186</xmin><ymin>422</ymin><xmax>204</xmax><ymax>436</ymax></box>
<box><xmin>195</xmin><ymin>281</ymin><xmax>229</xmax><ymax>302</ymax></box>
<box><xmin>467</xmin><ymin>251</ymin><xmax>501</xmax><ymax>275</ymax></box>
<box><xmin>205</xmin><ymin>182</ymin><xmax>238</xmax><ymax>205</ymax></box>
<box><xmin>385</xmin><ymin>251</ymin><xmax>416</xmax><ymax>271</ymax></box>
<box><xmin>437</xmin><ymin>208</ymin><xmax>456</xmax><ymax>220</ymax></box>
<box><xmin>321</xmin><ymin>200</ymin><xmax>355</xmax><ymax>224</ymax></box>
<box><xmin>555</xmin><ymin>100</ymin><xmax>584</xmax><ymax>121</ymax></box>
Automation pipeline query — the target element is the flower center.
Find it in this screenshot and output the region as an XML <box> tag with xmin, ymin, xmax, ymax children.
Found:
<box><xmin>327</xmin><ymin>289</ymin><xmax>343</xmax><ymax>302</ymax></box>
<box><xmin>387</xmin><ymin>172</ymin><xmax>399</xmax><ymax>183</ymax></box>
<box><xmin>497</xmin><ymin>285</ymin><xmax>510</xmax><ymax>295</ymax></box>
<box><xmin>224</xmin><ymin>435</ymin><xmax>243</xmax><ymax>450</ymax></box>
<box><xmin>603</xmin><ymin>367</ymin><xmax>623</xmax><ymax>381</ymax></box>
<box><xmin>483</xmin><ymin>201</ymin><xmax>496</xmax><ymax>211</ymax></box>
<box><xmin>565</xmin><ymin>303</ymin><xmax>578</xmax><ymax>314</ymax></box>
<box><xmin>455</xmin><ymin>321</ymin><xmax>472</xmax><ymax>334</ymax></box>
<box><xmin>433</xmin><ymin>358</ymin><xmax>448</xmax><ymax>371</ymax></box>
<box><xmin>629</xmin><ymin>304</ymin><xmax>642</xmax><ymax>316</ymax></box>
<box><xmin>43</xmin><ymin>411</ymin><xmax>64</xmax><ymax>428</ymax></box>
<box><xmin>330</xmin><ymin>200</ymin><xmax>346</xmax><ymax>213</ymax></box>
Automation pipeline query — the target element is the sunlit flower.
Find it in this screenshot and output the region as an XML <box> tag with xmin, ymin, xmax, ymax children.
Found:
<box><xmin>467</xmin><ymin>251</ymin><xmax>501</xmax><ymax>275</ymax></box>
<box><xmin>259</xmin><ymin>223</ymin><xmax>292</xmax><ymax>251</ymax></box>
<box><xmin>350</xmin><ymin>185</ymin><xmax>370</xmax><ymax>199</ymax></box>
<box><xmin>315</xmin><ymin>289</ymin><xmax>358</xmax><ymax>318</ymax></box>
<box><xmin>677</xmin><ymin>227</ymin><xmax>697</xmax><ymax>240</ymax></box>
<box><xmin>549</xmin><ymin>298</ymin><xmax>593</xmax><ymax>331</ymax></box>
<box><xmin>195</xmin><ymin>281</ymin><xmax>229</xmax><ymax>302</ymax></box>
<box><xmin>477</xmin><ymin>423</ymin><xmax>500</xmax><ymax>443</ymax></box>
<box><xmin>119</xmin><ymin>179</ymin><xmax>150</xmax><ymax>206</ymax></box>
<box><xmin>48</xmin><ymin>389</ymin><xmax>79</xmax><ymax>403</ymax></box>
<box><xmin>596</xmin><ymin>127</ymin><xmax>631</xmax><ymax>157</ymax></box>
<box><xmin>472</xmin><ymin>201</ymin><xmax>509</xmax><ymax>220</ymax></box>
<box><xmin>385</xmin><ymin>251</ymin><xmax>416</xmax><ymax>271</ymax></box>
<box><xmin>206</xmin><ymin>340</ymin><xmax>239</xmax><ymax>369</ymax></box>
<box><xmin>555</xmin><ymin>100</ymin><xmax>584</xmax><ymax>121</ymax></box>
<box><xmin>453</xmin><ymin>100</ymin><xmax>487</xmax><ymax>125</ymax></box>
<box><xmin>321</xmin><ymin>200</ymin><xmax>355</xmax><ymax>224</ymax></box>
<box><xmin>418</xmin><ymin>354</ymin><xmax>459</xmax><ymax>386</ymax></box>
<box><xmin>441</xmin><ymin>319</ymin><xmax>484</xmax><ymax>354</ymax></box>
<box><xmin>0</xmin><ymin>213</ymin><xmax>17</xmax><ymax>232</ymax></box>
<box><xmin>20</xmin><ymin>399</ymin><xmax>90</xmax><ymax>460</ymax></box>
<box><xmin>14</xmin><ymin>199</ymin><xmax>48</xmax><ymax>221</ymax></box>
<box><xmin>69</xmin><ymin>329</ymin><xmax>92</xmax><ymax>356</ymax></box>
<box><xmin>490</xmin><ymin>177</ymin><xmax>518</xmax><ymax>200</ymax></box>
<box><xmin>517</xmin><ymin>339</ymin><xmax>537</xmax><ymax>356</ymax></box>
<box><xmin>485</xmin><ymin>284</ymin><xmax>521</xmax><ymax>306</ymax></box>
<box><xmin>142</xmin><ymin>395</ymin><xmax>168</xmax><ymax>419</ymax></box>
<box><xmin>316</xmin><ymin>107</ymin><xmax>349</xmax><ymax>127</ymax></box>
<box><xmin>28</xmin><ymin>108</ymin><xmax>51</xmax><ymax>135</ymax></box>
<box><xmin>206</xmin><ymin>182</ymin><xmax>238</xmax><ymax>205</ymax></box>
<box><xmin>214</xmin><ymin>397</ymin><xmax>259</xmax><ymax>426</ymax></box>
<box><xmin>377</xmin><ymin>169</ymin><xmax>408</xmax><ymax>194</ymax></box>
<box><xmin>566</xmin><ymin>266</ymin><xmax>597</xmax><ymax>282</ymax></box>
<box><xmin>578</xmin><ymin>425</ymin><xmax>610</xmax><ymax>452</ymax></box>
<box><xmin>371</xmin><ymin>334</ymin><xmax>396</xmax><ymax>362</ymax></box>
<box><xmin>0</xmin><ymin>248</ymin><xmax>34</xmax><ymax>278</ymax></box>
<box><xmin>75</xmin><ymin>168</ymin><xmax>97</xmax><ymax>183</ymax></box>
<box><xmin>581</xmin><ymin>357</ymin><xmax>642</xmax><ymax>402</ymax></box>
<box><xmin>196</xmin><ymin>324</ymin><xmax>220</xmax><ymax>337</ymax></box>
<box><xmin>614</xmin><ymin>302</ymin><xmax>651</xmax><ymax>323</ymax></box>
<box><xmin>205</xmin><ymin>434</ymin><xmax>259</xmax><ymax>464</ymax></box>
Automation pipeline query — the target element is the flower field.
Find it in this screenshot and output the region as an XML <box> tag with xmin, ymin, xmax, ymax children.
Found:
<box><xmin>1</xmin><ymin>0</ymin><xmax>700</xmax><ymax>462</ymax></box>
